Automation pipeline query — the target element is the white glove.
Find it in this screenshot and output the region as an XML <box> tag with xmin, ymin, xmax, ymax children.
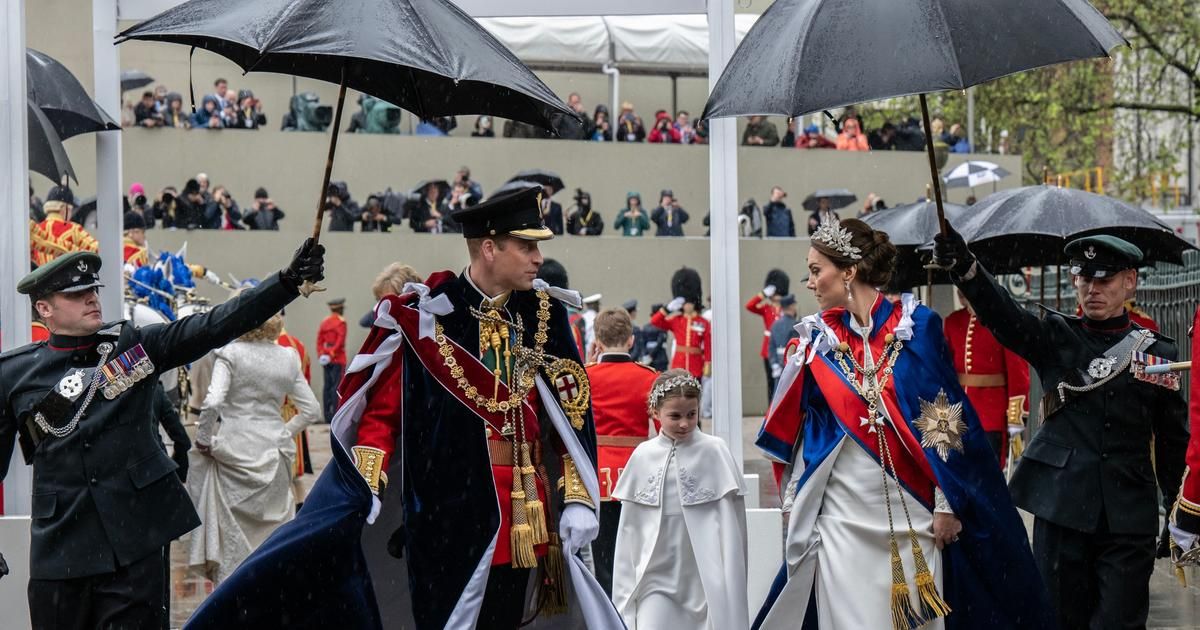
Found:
<box><xmin>1008</xmin><ymin>422</ymin><xmax>1026</xmax><ymax>436</ymax></box>
<box><xmin>204</xmin><ymin>270</ymin><xmax>221</xmax><ymax>285</ymax></box>
<box><xmin>1171</xmin><ymin>523</ymin><xmax>1199</xmax><ymax>553</ymax></box>
<box><xmin>558</xmin><ymin>503</ymin><xmax>599</xmax><ymax>554</ymax></box>
<box><xmin>318</xmin><ymin>354</ymin><xmax>332</xmax><ymax>366</ymax></box>
<box><xmin>667</xmin><ymin>296</ymin><xmax>686</xmax><ymax>313</ymax></box>
<box><xmin>771</xmin><ymin>363</ymin><xmax>783</xmax><ymax>379</ymax></box>
<box><xmin>763</xmin><ymin>284</ymin><xmax>777</xmax><ymax>298</ymax></box>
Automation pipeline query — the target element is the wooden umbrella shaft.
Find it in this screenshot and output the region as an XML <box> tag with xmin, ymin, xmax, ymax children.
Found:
<box><xmin>311</xmin><ymin>67</ymin><xmax>350</xmax><ymax>243</ymax></box>
<box><xmin>919</xmin><ymin>94</ymin><xmax>948</xmax><ymax>235</ymax></box>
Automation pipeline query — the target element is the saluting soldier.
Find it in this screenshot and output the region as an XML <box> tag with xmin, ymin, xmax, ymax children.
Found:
<box><xmin>650</xmin><ymin>267</ymin><xmax>712</xmax><ymax>380</ymax></box>
<box><xmin>935</xmin><ymin>229</ymin><xmax>1187</xmax><ymax>630</ymax></box>
<box><xmin>0</xmin><ymin>239</ymin><xmax>324</xmax><ymax>630</ymax></box>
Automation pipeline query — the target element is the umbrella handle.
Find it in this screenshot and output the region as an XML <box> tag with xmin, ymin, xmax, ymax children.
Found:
<box><xmin>301</xmin><ymin>66</ymin><xmax>350</xmax><ymax>298</ymax></box>
<box><xmin>919</xmin><ymin>94</ymin><xmax>948</xmax><ymax>235</ymax></box>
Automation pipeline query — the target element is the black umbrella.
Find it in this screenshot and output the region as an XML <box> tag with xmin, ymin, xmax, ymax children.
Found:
<box><xmin>862</xmin><ymin>201</ymin><xmax>968</xmax><ymax>289</ymax></box>
<box><xmin>26</xmin><ymin>48</ymin><xmax>120</xmax><ymax>140</ymax></box>
<box><xmin>702</xmin><ymin>0</ymin><xmax>1125</xmax><ymax>234</ymax></box>
<box><xmin>508</xmin><ymin>169</ymin><xmax>564</xmax><ymax>192</ymax></box>
<box><xmin>932</xmin><ymin>186</ymin><xmax>1194</xmax><ymax>274</ymax></box>
<box><xmin>410</xmin><ymin>179</ymin><xmax>450</xmax><ymax>199</ymax></box>
<box><xmin>120</xmin><ymin>69</ymin><xmax>155</xmax><ymax>92</ymax></box>
<box><xmin>489</xmin><ymin>180</ymin><xmax>542</xmax><ymax>200</ymax></box>
<box><xmin>27</xmin><ymin>101</ymin><xmax>76</xmax><ymax>185</ymax></box>
<box><xmin>802</xmin><ymin>189</ymin><xmax>856</xmax><ymax>212</ymax></box>
<box><xmin>118</xmin><ymin>0</ymin><xmax>577</xmax><ymax>295</ymax></box>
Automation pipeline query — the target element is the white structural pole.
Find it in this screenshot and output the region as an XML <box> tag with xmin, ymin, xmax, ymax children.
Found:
<box><xmin>966</xmin><ymin>87</ymin><xmax>975</xmax><ymax>153</ymax></box>
<box><xmin>2</xmin><ymin>0</ymin><xmax>33</xmax><ymax>516</ymax></box>
<box><xmin>707</xmin><ymin>0</ymin><xmax>743</xmax><ymax>472</ymax></box>
<box><xmin>94</xmin><ymin>0</ymin><xmax>123</xmax><ymax>318</ymax></box>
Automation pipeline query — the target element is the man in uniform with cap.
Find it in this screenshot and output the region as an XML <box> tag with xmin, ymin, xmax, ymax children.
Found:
<box><xmin>30</xmin><ymin>186</ymin><xmax>98</xmax><ymax>267</ymax></box>
<box><xmin>0</xmin><ymin>238</ymin><xmax>324</xmax><ymax>629</ymax></box>
<box><xmin>122</xmin><ymin>211</ymin><xmax>150</xmax><ymax>274</ymax></box>
<box><xmin>935</xmin><ymin>229</ymin><xmax>1187</xmax><ymax>630</ymax></box>
<box><xmin>317</xmin><ymin>297</ymin><xmax>348</xmax><ymax>422</ymax></box>
<box><xmin>184</xmin><ymin>185</ymin><xmax>616</xmax><ymax>629</ymax></box>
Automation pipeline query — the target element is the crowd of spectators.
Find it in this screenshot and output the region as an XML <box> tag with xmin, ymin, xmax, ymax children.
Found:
<box><xmin>128</xmin><ymin>78</ymin><xmax>268</xmax><ymax>130</ymax></box>
<box><xmin>126</xmin><ymin>81</ymin><xmax>976</xmax><ymax>156</ymax></box>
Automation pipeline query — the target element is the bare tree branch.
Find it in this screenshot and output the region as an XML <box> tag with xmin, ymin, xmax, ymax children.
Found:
<box><xmin>1108</xmin><ymin>12</ymin><xmax>1200</xmax><ymax>92</ymax></box>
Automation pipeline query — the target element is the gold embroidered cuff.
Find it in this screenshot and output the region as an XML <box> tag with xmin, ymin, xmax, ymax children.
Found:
<box><xmin>1006</xmin><ymin>396</ymin><xmax>1027</xmax><ymax>426</ymax></box>
<box><xmin>352</xmin><ymin>446</ymin><xmax>388</xmax><ymax>495</ymax></box>
<box><xmin>557</xmin><ymin>455</ymin><xmax>595</xmax><ymax>509</ymax></box>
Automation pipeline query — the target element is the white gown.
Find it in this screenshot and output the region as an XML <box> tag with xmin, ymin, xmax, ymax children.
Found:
<box><xmin>612</xmin><ymin>430</ymin><xmax>749</xmax><ymax>630</ymax></box>
<box><xmin>186</xmin><ymin>340</ymin><xmax>321</xmax><ymax>583</ymax></box>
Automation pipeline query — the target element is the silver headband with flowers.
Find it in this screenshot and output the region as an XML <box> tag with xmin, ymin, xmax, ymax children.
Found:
<box><xmin>813</xmin><ymin>214</ymin><xmax>862</xmax><ymax>260</ymax></box>
<box><xmin>648</xmin><ymin>373</ymin><xmax>702</xmax><ymax>409</ymax></box>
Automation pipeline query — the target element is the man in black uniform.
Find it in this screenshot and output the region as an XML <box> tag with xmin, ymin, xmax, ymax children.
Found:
<box><xmin>935</xmin><ymin>230</ymin><xmax>1187</xmax><ymax>630</ymax></box>
<box><xmin>0</xmin><ymin>239</ymin><xmax>323</xmax><ymax>630</ymax></box>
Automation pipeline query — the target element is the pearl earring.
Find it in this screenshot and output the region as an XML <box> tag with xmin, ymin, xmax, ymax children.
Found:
<box><xmin>845</xmin><ymin>279</ymin><xmax>853</xmax><ymax>303</ymax></box>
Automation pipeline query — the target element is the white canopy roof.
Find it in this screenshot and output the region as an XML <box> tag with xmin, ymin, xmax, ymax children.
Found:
<box><xmin>478</xmin><ymin>15</ymin><xmax>759</xmax><ymax>75</ymax></box>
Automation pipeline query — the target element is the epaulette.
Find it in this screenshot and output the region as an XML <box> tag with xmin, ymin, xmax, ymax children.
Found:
<box><xmin>0</xmin><ymin>342</ymin><xmax>44</xmax><ymax>361</ymax></box>
<box><xmin>631</xmin><ymin>362</ymin><xmax>658</xmax><ymax>373</ymax></box>
<box><xmin>97</xmin><ymin>321</ymin><xmax>125</xmax><ymax>336</ymax></box>
<box><xmin>1149</xmin><ymin>329</ymin><xmax>1176</xmax><ymax>345</ymax></box>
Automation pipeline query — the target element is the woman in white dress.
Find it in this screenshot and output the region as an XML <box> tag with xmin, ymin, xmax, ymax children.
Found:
<box><xmin>752</xmin><ymin>217</ymin><xmax>1051</xmax><ymax>630</ymax></box>
<box><xmin>612</xmin><ymin>369</ymin><xmax>749</xmax><ymax>630</ymax></box>
<box><xmin>187</xmin><ymin>311</ymin><xmax>321</xmax><ymax>583</ymax></box>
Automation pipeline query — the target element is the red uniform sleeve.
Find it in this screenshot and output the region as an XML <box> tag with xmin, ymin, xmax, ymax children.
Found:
<box><xmin>745</xmin><ymin>294</ymin><xmax>769</xmax><ymax>316</ymax></box>
<box><xmin>650</xmin><ymin>308</ymin><xmax>672</xmax><ymax>332</ymax></box>
<box><xmin>351</xmin><ymin>337</ymin><xmax>405</xmax><ymax>471</ymax></box>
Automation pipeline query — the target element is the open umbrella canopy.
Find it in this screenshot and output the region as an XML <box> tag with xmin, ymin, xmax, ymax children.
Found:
<box><xmin>507</xmin><ymin>169</ymin><xmax>563</xmax><ymax>192</ymax></box>
<box><xmin>27</xmin><ymin>48</ymin><xmax>120</xmax><ymax>140</ymax></box>
<box><xmin>702</xmin><ymin>0</ymin><xmax>1125</xmax><ymax>119</ymax></box>
<box><xmin>489</xmin><ymin>180</ymin><xmax>541</xmax><ymax>200</ymax></box>
<box><xmin>943</xmin><ymin>161</ymin><xmax>1011</xmax><ymax>189</ymax></box>
<box><xmin>120</xmin><ymin>69</ymin><xmax>155</xmax><ymax>92</ymax></box>
<box><xmin>936</xmin><ymin>186</ymin><xmax>1195</xmax><ymax>273</ymax></box>
<box><xmin>862</xmin><ymin>201</ymin><xmax>968</xmax><ymax>289</ymax></box>
<box><xmin>27</xmin><ymin>101</ymin><xmax>76</xmax><ymax>185</ymax></box>
<box><xmin>409</xmin><ymin>179</ymin><xmax>450</xmax><ymax>198</ymax></box>
<box><xmin>802</xmin><ymin>188</ymin><xmax>856</xmax><ymax>211</ymax></box>
<box><xmin>116</xmin><ymin>0</ymin><xmax>578</xmax><ymax>132</ymax></box>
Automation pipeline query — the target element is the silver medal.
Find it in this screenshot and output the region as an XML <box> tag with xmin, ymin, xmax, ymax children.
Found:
<box><xmin>57</xmin><ymin>370</ymin><xmax>86</xmax><ymax>400</ymax></box>
<box><xmin>1088</xmin><ymin>357</ymin><xmax>1116</xmax><ymax>379</ymax></box>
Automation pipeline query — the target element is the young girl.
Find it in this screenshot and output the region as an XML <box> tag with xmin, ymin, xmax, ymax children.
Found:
<box><xmin>612</xmin><ymin>369</ymin><xmax>749</xmax><ymax>630</ymax></box>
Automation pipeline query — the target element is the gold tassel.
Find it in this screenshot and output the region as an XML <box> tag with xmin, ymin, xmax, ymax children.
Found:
<box><xmin>889</xmin><ymin>537</ymin><xmax>924</xmax><ymax>630</ymax></box>
<box><xmin>1170</xmin><ymin>537</ymin><xmax>1188</xmax><ymax>587</ymax></box>
<box><xmin>510</xmin><ymin>465</ymin><xmax>537</xmax><ymax>569</ymax></box>
<box><xmin>1010</xmin><ymin>433</ymin><xmax>1024</xmax><ymax>461</ymax></box>
<box><xmin>909</xmin><ymin>531</ymin><xmax>951</xmax><ymax>621</ymax></box>
<box><xmin>543</xmin><ymin>533</ymin><xmax>568</xmax><ymax>616</ymax></box>
<box><xmin>521</xmin><ymin>442</ymin><xmax>549</xmax><ymax>545</ymax></box>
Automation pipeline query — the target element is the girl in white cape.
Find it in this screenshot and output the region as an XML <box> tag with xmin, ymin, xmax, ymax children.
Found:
<box><xmin>612</xmin><ymin>369</ymin><xmax>749</xmax><ymax>630</ymax></box>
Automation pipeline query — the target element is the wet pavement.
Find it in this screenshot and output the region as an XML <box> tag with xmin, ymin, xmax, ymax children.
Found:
<box><xmin>167</xmin><ymin>419</ymin><xmax>1200</xmax><ymax>627</ymax></box>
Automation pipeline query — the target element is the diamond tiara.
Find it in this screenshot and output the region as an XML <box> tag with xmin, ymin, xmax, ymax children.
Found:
<box><xmin>812</xmin><ymin>214</ymin><xmax>862</xmax><ymax>260</ymax></box>
<box><xmin>648</xmin><ymin>374</ymin><xmax>702</xmax><ymax>409</ymax></box>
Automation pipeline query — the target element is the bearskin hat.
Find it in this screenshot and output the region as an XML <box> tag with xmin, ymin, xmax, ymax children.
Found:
<box><xmin>671</xmin><ymin>266</ymin><xmax>703</xmax><ymax>307</ymax></box>
<box><xmin>765</xmin><ymin>268</ymin><xmax>790</xmax><ymax>296</ymax></box>
<box><xmin>538</xmin><ymin>258</ymin><xmax>569</xmax><ymax>290</ymax></box>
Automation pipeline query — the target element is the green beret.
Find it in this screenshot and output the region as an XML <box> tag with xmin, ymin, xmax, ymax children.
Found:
<box><xmin>1064</xmin><ymin>235</ymin><xmax>1143</xmax><ymax>278</ymax></box>
<box><xmin>18</xmin><ymin>252</ymin><xmax>104</xmax><ymax>297</ymax></box>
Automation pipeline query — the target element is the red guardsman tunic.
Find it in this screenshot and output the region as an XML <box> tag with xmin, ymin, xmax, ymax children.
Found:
<box><xmin>30</xmin><ymin>213</ymin><xmax>99</xmax><ymax>266</ymax></box>
<box><xmin>316</xmin><ymin>314</ymin><xmax>347</xmax><ymax>366</ymax></box>
<box><xmin>745</xmin><ymin>293</ymin><xmax>780</xmax><ymax>359</ymax></box>
<box><xmin>278</xmin><ymin>330</ymin><xmax>312</xmax><ymax>477</ymax></box>
<box><xmin>586</xmin><ymin>354</ymin><xmax>658</xmax><ymax>500</ymax></box>
<box><xmin>944</xmin><ymin>308</ymin><xmax>1030</xmax><ymax>467</ymax></box>
<box><xmin>122</xmin><ymin>237</ymin><xmax>149</xmax><ymax>270</ymax></box>
<box><xmin>649</xmin><ymin>308</ymin><xmax>712</xmax><ymax>378</ymax></box>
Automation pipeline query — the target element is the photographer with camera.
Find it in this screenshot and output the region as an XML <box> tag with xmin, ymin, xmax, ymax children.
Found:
<box><xmin>567</xmin><ymin>188</ymin><xmax>604</xmax><ymax>236</ymax></box>
<box><xmin>360</xmin><ymin>195</ymin><xmax>393</xmax><ymax>233</ymax></box>
<box><xmin>204</xmin><ymin>186</ymin><xmax>244</xmax><ymax>230</ymax></box>
<box><xmin>616</xmin><ymin>101</ymin><xmax>645</xmax><ymax>143</ymax></box>
<box><xmin>243</xmin><ymin>187</ymin><xmax>285</xmax><ymax>230</ymax></box>
<box><xmin>235</xmin><ymin>90</ymin><xmax>267</xmax><ymax>130</ymax></box>
<box><xmin>647</xmin><ymin>110</ymin><xmax>681</xmax><ymax>144</ymax></box>
<box><xmin>615</xmin><ymin>191</ymin><xmax>651</xmax><ymax>237</ymax></box>
<box><xmin>172</xmin><ymin>179</ymin><xmax>208</xmax><ymax>230</ymax></box>
<box><xmin>126</xmin><ymin>183</ymin><xmax>154</xmax><ymax>229</ymax></box>
<box><xmin>650</xmin><ymin>189</ymin><xmax>689</xmax><ymax>237</ymax></box>
<box><xmin>453</xmin><ymin>166</ymin><xmax>483</xmax><ymax>201</ymax></box>
<box><xmin>325</xmin><ymin>181</ymin><xmax>359</xmax><ymax>232</ymax></box>
<box><xmin>152</xmin><ymin>186</ymin><xmax>179</xmax><ymax>229</ymax></box>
